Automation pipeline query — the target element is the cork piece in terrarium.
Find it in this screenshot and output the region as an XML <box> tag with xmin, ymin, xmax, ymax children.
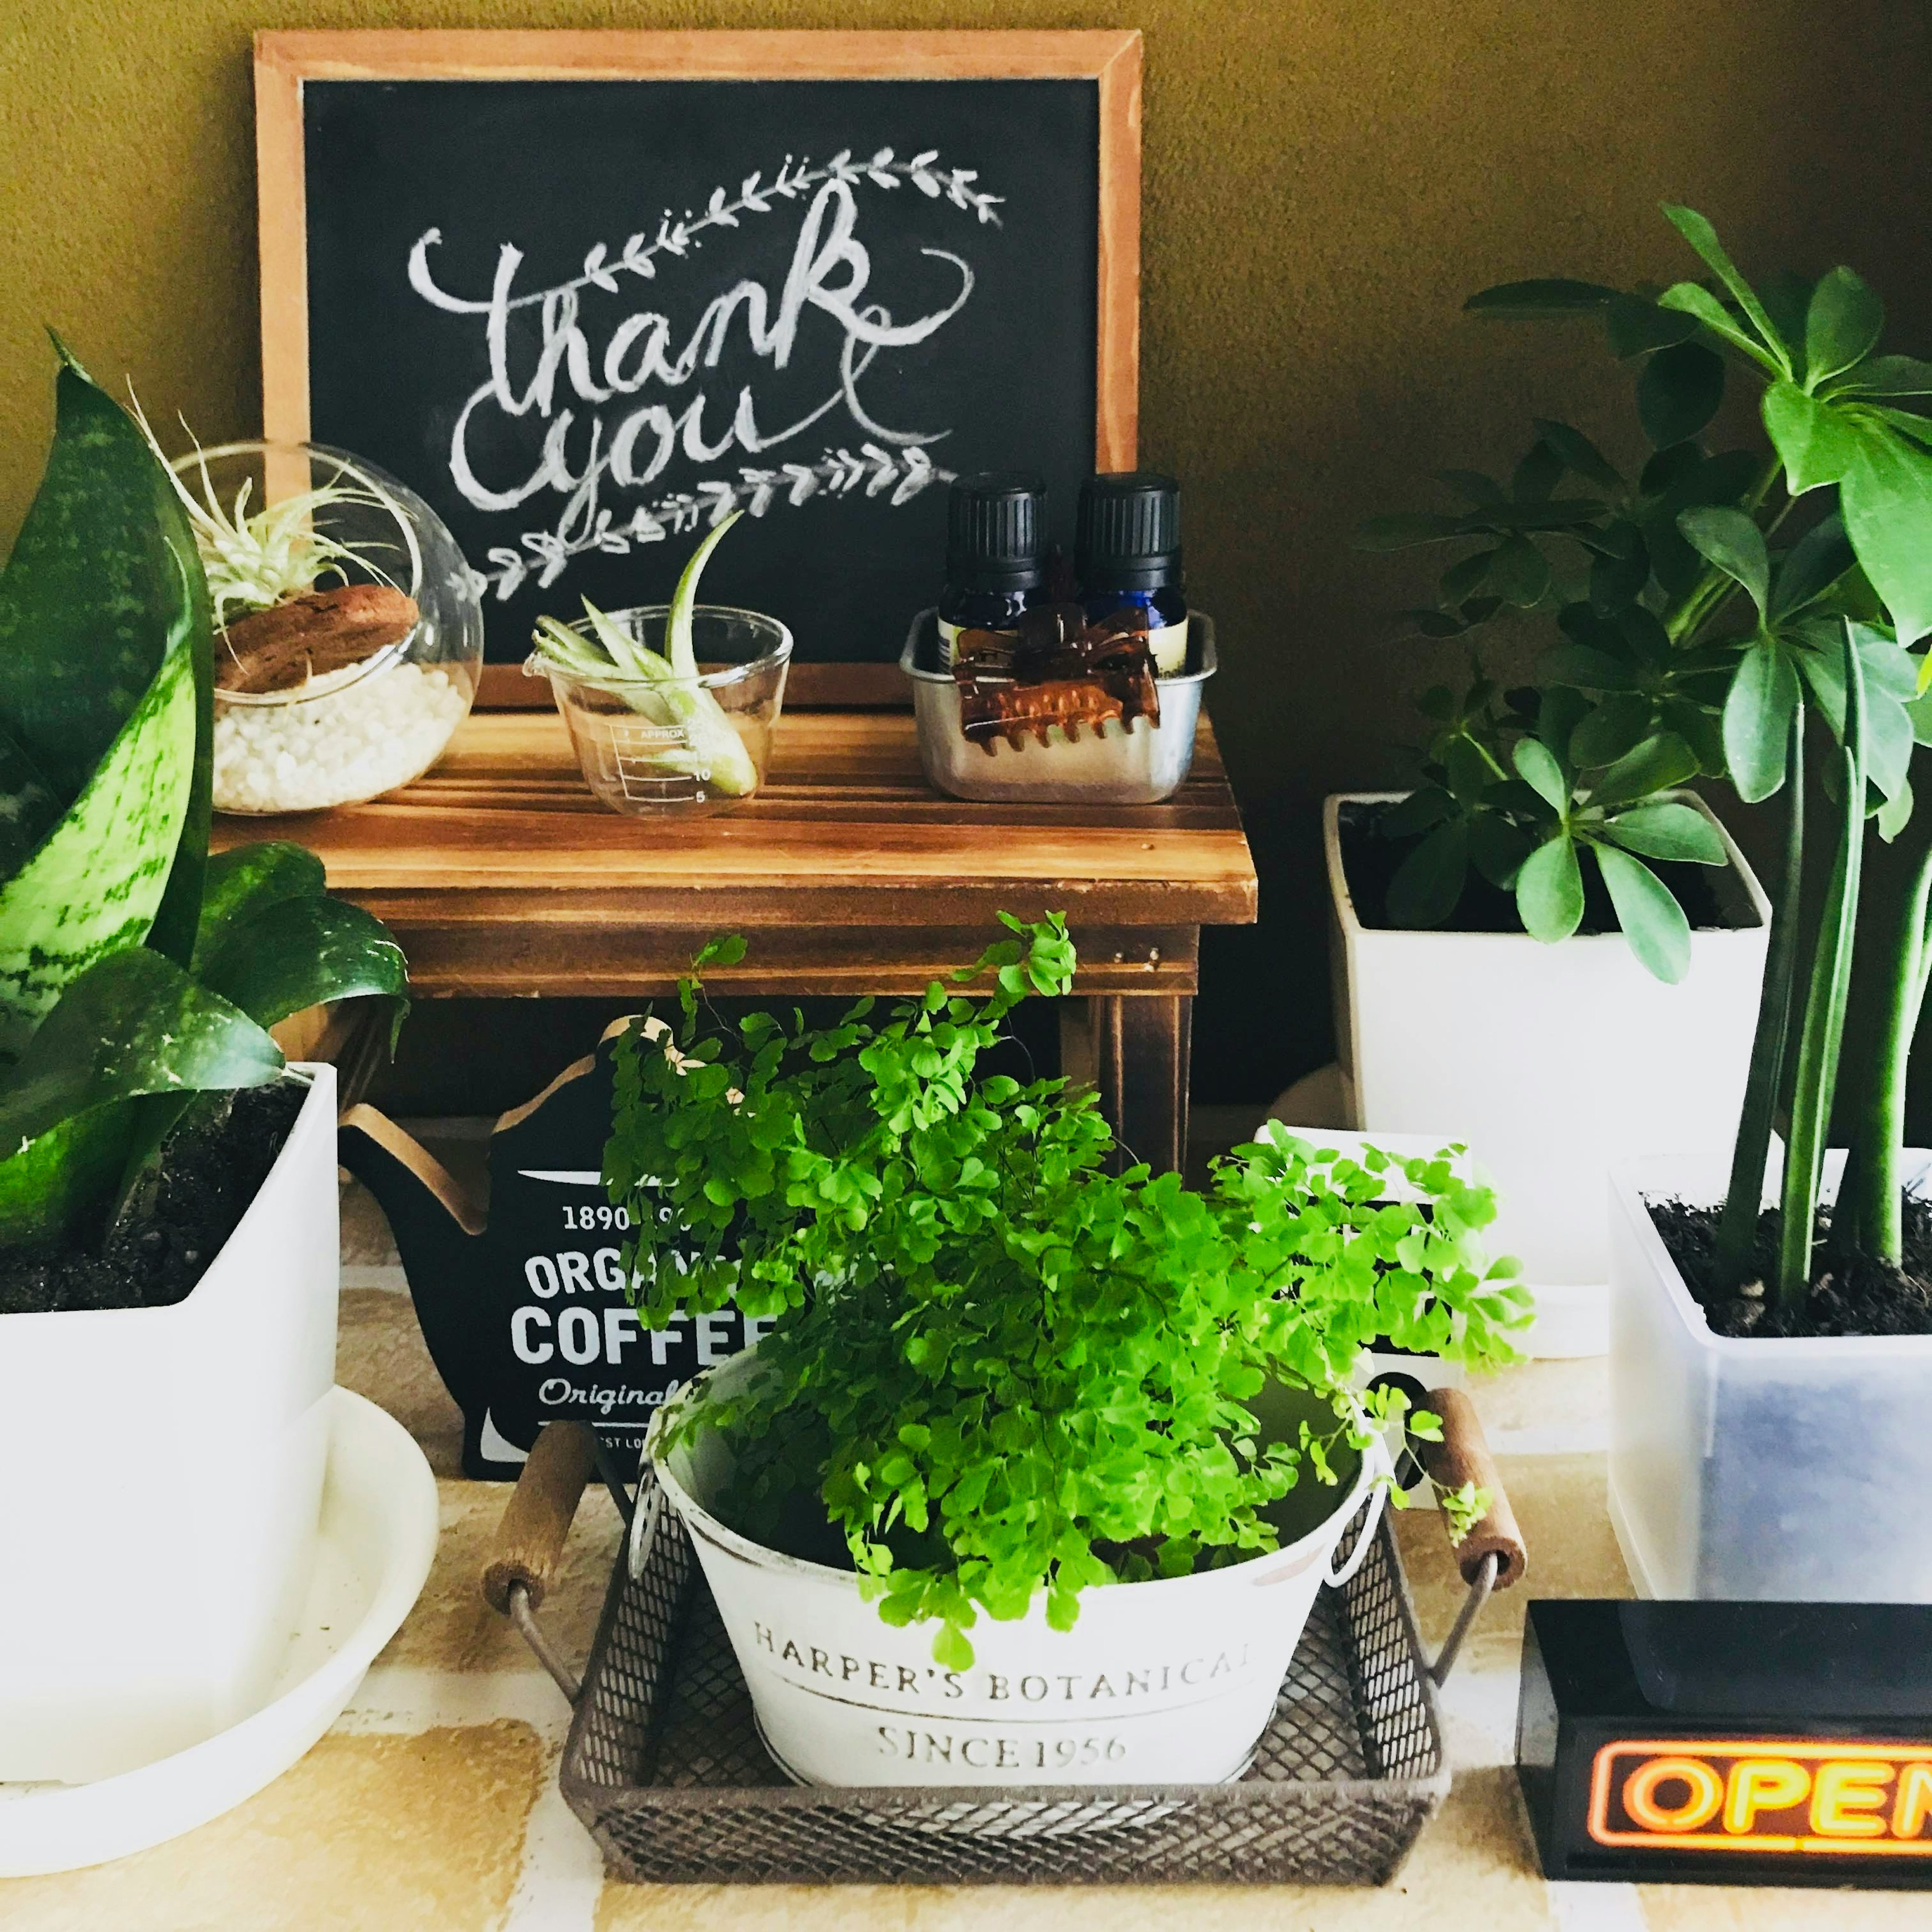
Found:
<box><xmin>216</xmin><ymin>583</ymin><xmax>421</xmax><ymax>695</ymax></box>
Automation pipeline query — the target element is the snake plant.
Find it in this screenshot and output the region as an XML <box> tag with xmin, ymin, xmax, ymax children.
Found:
<box><xmin>0</xmin><ymin>342</ymin><xmax>409</xmax><ymax>1252</ymax></box>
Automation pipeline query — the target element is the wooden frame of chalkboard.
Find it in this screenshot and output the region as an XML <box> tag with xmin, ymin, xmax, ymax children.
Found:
<box><xmin>255</xmin><ymin>30</ymin><xmax>1142</xmax><ymax>705</ymax></box>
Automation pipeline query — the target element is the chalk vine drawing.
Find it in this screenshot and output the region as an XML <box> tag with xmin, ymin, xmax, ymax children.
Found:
<box><xmin>407</xmin><ymin>148</ymin><xmax>1004</xmax><ymax>600</ymax></box>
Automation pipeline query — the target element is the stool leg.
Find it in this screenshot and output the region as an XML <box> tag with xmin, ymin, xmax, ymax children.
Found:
<box><xmin>1091</xmin><ymin>994</ymin><xmax>1191</xmax><ymax>1176</ymax></box>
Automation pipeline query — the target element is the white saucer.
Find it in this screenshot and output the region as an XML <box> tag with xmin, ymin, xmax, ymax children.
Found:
<box><xmin>0</xmin><ymin>1388</ymin><xmax>438</xmax><ymax>1877</ymax></box>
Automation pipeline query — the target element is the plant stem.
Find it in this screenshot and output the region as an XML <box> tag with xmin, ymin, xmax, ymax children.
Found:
<box><xmin>1775</xmin><ymin>629</ymin><xmax>1866</xmax><ymax>1316</ymax></box>
<box><xmin>1842</xmin><ymin>833</ymin><xmax>1932</xmax><ymax>1263</ymax></box>
<box><xmin>1712</xmin><ymin>704</ymin><xmax>1805</xmax><ymax>1293</ymax></box>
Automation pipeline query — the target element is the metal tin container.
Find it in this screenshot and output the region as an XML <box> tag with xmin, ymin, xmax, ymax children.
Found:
<box><xmin>901</xmin><ymin>608</ymin><xmax>1217</xmax><ymax>804</ymax></box>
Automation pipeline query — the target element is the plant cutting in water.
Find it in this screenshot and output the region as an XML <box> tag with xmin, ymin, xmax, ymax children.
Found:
<box><xmin>1357</xmin><ymin>205</ymin><xmax>1932</xmax><ymax>984</ymax></box>
<box><xmin>605</xmin><ymin>916</ymin><xmax>1528</xmax><ymax>1666</ymax></box>
<box><xmin>528</xmin><ymin>512</ymin><xmax>761</xmax><ymax>797</ymax></box>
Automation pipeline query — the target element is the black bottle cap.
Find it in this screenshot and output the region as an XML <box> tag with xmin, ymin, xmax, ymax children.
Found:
<box><xmin>1076</xmin><ymin>471</ymin><xmax>1182</xmax><ymax>591</ymax></box>
<box><xmin>946</xmin><ymin>472</ymin><xmax>1046</xmax><ymax>592</ymax></box>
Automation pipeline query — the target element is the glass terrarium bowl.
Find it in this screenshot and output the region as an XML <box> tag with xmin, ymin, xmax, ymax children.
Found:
<box><xmin>173</xmin><ymin>442</ymin><xmax>485</xmax><ymax>815</ymax></box>
<box><xmin>525</xmin><ymin>607</ymin><xmax>791</xmax><ymax>818</ymax></box>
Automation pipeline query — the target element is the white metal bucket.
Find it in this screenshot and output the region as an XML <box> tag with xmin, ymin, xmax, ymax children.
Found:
<box><xmin>647</xmin><ymin>1352</ymin><xmax>1392</xmax><ymax>1787</ymax></box>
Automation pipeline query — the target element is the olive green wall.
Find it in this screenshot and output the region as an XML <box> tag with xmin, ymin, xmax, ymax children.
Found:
<box><xmin>6</xmin><ymin>0</ymin><xmax>1932</xmax><ymax>1103</ymax></box>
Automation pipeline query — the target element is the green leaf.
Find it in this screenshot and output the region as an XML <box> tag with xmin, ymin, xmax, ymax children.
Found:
<box><xmin>1488</xmin><ymin>536</ymin><xmax>1551</xmax><ymax>608</ymax></box>
<box><xmin>1380</xmin><ymin>785</ymin><xmax>1455</xmax><ymax>839</ymax></box>
<box><xmin>1512</xmin><ymin>442</ymin><xmax>1564</xmax><ymax>505</ymax></box>
<box><xmin>1533</xmin><ymin>420</ymin><xmax>1623</xmax><ymax>492</ymax></box>
<box><xmin>1838</xmin><ymin>355</ymin><xmax>1932</xmax><ymax>398</ymax></box>
<box><xmin>1512</xmin><ymin>737</ymin><xmax>1571</xmax><ymax>814</ymax></box>
<box><xmin>0</xmin><ymin>948</ymin><xmax>284</xmax><ymax>1247</ymax></box>
<box><xmin>1591</xmin><ymin>842</ymin><xmax>1692</xmax><ymax>983</ymax></box>
<box><xmin>1763</xmin><ymin>381</ymin><xmax>1862</xmax><ymax>494</ymax></box>
<box><xmin>1870</xmin><ymin>407</ymin><xmax>1932</xmax><ymax>452</ymax></box>
<box><xmin>1589</xmin><ymin>529</ymin><xmax>1650</xmax><ymax>614</ymax></box>
<box><xmin>1468</xmin><ymin>811</ymin><xmax>1534</xmax><ymax>889</ymax></box>
<box><xmin>665</xmin><ymin>510</ymin><xmax>741</xmax><ymax>681</ymax></box>
<box><xmin>1543</xmin><ymin>640</ymin><xmax>1645</xmax><ymax>692</ymax></box>
<box><xmin>1438</xmin><ymin>548</ymin><xmax>1497</xmax><ymax>604</ymax></box>
<box><xmin>1638</xmin><ymin>343</ymin><xmax>1725</xmax><ymax>448</ymax></box>
<box><xmin>0</xmin><ymin>354</ymin><xmax>199</xmax><ymax>804</ymax></box>
<box><xmin>1768</xmin><ymin>513</ymin><xmax>1855</xmax><ymax>620</ymax></box>
<box><xmin>1599</xmin><ymin>801</ymin><xmax>1726</xmax><ymax>864</ymax></box>
<box><xmin>1656</xmin><ymin>281</ymin><xmax>1783</xmax><ymax>372</ymax></box>
<box><xmin>1386</xmin><ymin>819</ymin><xmax>1470</xmax><ymax>928</ymax></box>
<box><xmin>1677</xmin><ymin>505</ymin><xmax>1770</xmax><ymax>615</ymax></box>
<box><xmin>1356</xmin><ymin>513</ymin><xmax>1467</xmax><ymax>551</ymax></box>
<box><xmin>1587</xmin><ymin>731</ymin><xmax>1700</xmax><ymax>810</ymax></box>
<box><xmin>1464</xmin><ymin>279</ymin><xmax>1619</xmax><ymax>318</ymax></box>
<box><xmin>1723</xmin><ymin>639</ymin><xmax>1801</xmax><ymax>801</ymax></box>
<box><xmin>0</xmin><ymin>643</ymin><xmax>195</xmax><ymax>1059</ymax></box>
<box><xmin>1441</xmin><ymin>736</ymin><xmax>1494</xmax><ymax>806</ymax></box>
<box><xmin>1515</xmin><ymin>834</ymin><xmax>1585</xmax><ymax>943</ymax></box>
<box><xmin>199</xmin><ymin>895</ymin><xmax>409</xmax><ymax>1035</ymax></box>
<box><xmin>1434</xmin><ymin>469</ymin><xmax>1507</xmax><ymax>508</ymax></box>
<box><xmin>1604</xmin><ymin>296</ymin><xmax>1701</xmax><ymax>361</ymax></box>
<box><xmin>1659</xmin><ymin>205</ymin><xmax>1791</xmax><ymax>371</ymax></box>
<box><xmin>192</xmin><ymin>842</ymin><xmax>327</xmax><ymax>972</ymax></box>
<box><xmin>1804</xmin><ymin>267</ymin><xmax>1885</xmax><ymax>388</ymax></box>
<box><xmin>1569</xmin><ymin>694</ymin><xmax>1653</xmax><ymax>769</ymax></box>
<box><xmin>1839</xmin><ymin>426</ymin><xmax>1932</xmax><ymax>645</ymax></box>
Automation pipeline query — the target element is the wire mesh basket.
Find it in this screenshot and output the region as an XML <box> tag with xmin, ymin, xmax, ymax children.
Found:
<box><xmin>556</xmin><ymin>1472</ymin><xmax>1444</xmax><ymax>1885</ymax></box>
<box><xmin>482</xmin><ymin>1387</ymin><xmax>1521</xmax><ymax>1887</ymax></box>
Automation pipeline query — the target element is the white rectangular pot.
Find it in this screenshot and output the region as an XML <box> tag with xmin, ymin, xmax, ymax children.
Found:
<box><xmin>1326</xmin><ymin>792</ymin><xmax>1769</xmax><ymax>1356</ymax></box>
<box><xmin>1607</xmin><ymin>1149</ymin><xmax>1932</xmax><ymax>1602</ymax></box>
<box><xmin>649</xmin><ymin>1351</ymin><xmax>1390</xmax><ymax>1788</ymax></box>
<box><xmin>0</xmin><ymin>1067</ymin><xmax>340</xmax><ymax>1783</ymax></box>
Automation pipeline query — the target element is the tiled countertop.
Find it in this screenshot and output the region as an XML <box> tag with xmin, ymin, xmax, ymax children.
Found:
<box><xmin>5</xmin><ymin>1160</ymin><xmax>1926</xmax><ymax>1929</ymax></box>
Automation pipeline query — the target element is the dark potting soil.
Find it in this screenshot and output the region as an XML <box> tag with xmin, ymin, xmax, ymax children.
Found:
<box><xmin>1649</xmin><ymin>1195</ymin><xmax>1932</xmax><ymax>1339</ymax></box>
<box><xmin>1337</xmin><ymin>798</ymin><xmax>1735</xmax><ymax>936</ymax></box>
<box><xmin>0</xmin><ymin>1082</ymin><xmax>307</xmax><ymax>1317</ymax></box>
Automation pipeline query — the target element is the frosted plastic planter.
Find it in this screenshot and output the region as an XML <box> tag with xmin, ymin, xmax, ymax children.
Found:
<box><xmin>648</xmin><ymin>1349</ymin><xmax>1391</xmax><ymax>1788</ymax></box>
<box><xmin>1326</xmin><ymin>792</ymin><xmax>1769</xmax><ymax>1357</ymax></box>
<box><xmin>187</xmin><ymin>443</ymin><xmax>484</xmax><ymax>815</ymax></box>
<box><xmin>529</xmin><ymin>606</ymin><xmax>791</xmax><ymax>817</ymax></box>
<box><xmin>1607</xmin><ymin>1149</ymin><xmax>1932</xmax><ymax>1603</ymax></box>
<box><xmin>0</xmin><ymin>1067</ymin><xmax>339</xmax><ymax>1784</ymax></box>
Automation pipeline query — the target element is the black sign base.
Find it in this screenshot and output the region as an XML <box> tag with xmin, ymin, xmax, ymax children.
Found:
<box><xmin>340</xmin><ymin>1021</ymin><xmax>756</xmax><ymax>1480</ymax></box>
<box><xmin>1520</xmin><ymin>1599</ymin><xmax>1932</xmax><ymax>1886</ymax></box>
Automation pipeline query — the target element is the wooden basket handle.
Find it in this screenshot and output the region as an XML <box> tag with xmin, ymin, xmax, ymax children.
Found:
<box><xmin>1417</xmin><ymin>1387</ymin><xmax>1527</xmax><ymax>1590</ymax></box>
<box><xmin>481</xmin><ymin>1420</ymin><xmax>598</xmax><ymax>1614</ymax></box>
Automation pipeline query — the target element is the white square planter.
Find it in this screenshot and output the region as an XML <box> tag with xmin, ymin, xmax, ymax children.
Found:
<box><xmin>1326</xmin><ymin>792</ymin><xmax>1769</xmax><ymax>1355</ymax></box>
<box><xmin>0</xmin><ymin>1066</ymin><xmax>340</xmax><ymax>1783</ymax></box>
<box><xmin>1607</xmin><ymin>1149</ymin><xmax>1932</xmax><ymax>1603</ymax></box>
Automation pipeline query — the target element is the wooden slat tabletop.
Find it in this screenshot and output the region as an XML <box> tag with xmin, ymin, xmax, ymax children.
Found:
<box><xmin>215</xmin><ymin>708</ymin><xmax>1256</xmax><ymax>998</ymax></box>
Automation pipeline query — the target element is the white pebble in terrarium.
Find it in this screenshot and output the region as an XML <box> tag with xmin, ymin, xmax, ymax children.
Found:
<box><xmin>213</xmin><ymin>665</ymin><xmax>471</xmax><ymax>813</ymax></box>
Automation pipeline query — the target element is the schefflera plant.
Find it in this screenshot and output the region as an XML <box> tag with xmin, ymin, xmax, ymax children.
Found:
<box><xmin>0</xmin><ymin>342</ymin><xmax>407</xmax><ymax>1249</ymax></box>
<box><xmin>1359</xmin><ymin>205</ymin><xmax>1932</xmax><ymax>985</ymax></box>
<box><xmin>607</xmin><ymin>916</ymin><xmax>1529</xmax><ymax>1666</ymax></box>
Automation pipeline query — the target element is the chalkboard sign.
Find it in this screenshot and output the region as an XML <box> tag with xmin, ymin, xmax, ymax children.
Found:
<box><xmin>257</xmin><ymin>32</ymin><xmax>1141</xmax><ymax>667</ymax></box>
<box><xmin>339</xmin><ymin>1023</ymin><xmax>753</xmax><ymax>1480</ymax></box>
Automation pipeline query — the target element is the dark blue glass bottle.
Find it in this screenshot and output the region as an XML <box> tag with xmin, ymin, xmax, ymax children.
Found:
<box><xmin>937</xmin><ymin>472</ymin><xmax>1046</xmax><ymax>667</ymax></box>
<box><xmin>1076</xmin><ymin>472</ymin><xmax>1187</xmax><ymax>673</ymax></box>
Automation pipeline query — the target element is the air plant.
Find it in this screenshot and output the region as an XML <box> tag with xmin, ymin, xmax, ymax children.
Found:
<box><xmin>528</xmin><ymin>511</ymin><xmax>761</xmax><ymax>796</ymax></box>
<box><xmin>133</xmin><ymin>403</ymin><xmax>408</xmax><ymax>631</ymax></box>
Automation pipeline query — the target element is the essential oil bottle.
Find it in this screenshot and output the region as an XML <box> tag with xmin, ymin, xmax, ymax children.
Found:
<box><xmin>1075</xmin><ymin>471</ymin><xmax>1188</xmax><ymax>674</ymax></box>
<box><xmin>937</xmin><ymin>471</ymin><xmax>1046</xmax><ymax>667</ymax></box>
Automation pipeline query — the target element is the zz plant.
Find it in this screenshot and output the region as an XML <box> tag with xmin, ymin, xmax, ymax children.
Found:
<box><xmin>1360</xmin><ymin>206</ymin><xmax>1932</xmax><ymax>985</ymax></box>
<box><xmin>607</xmin><ymin>916</ymin><xmax>1528</xmax><ymax>1665</ymax></box>
<box><xmin>0</xmin><ymin>343</ymin><xmax>406</xmax><ymax>1251</ymax></box>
